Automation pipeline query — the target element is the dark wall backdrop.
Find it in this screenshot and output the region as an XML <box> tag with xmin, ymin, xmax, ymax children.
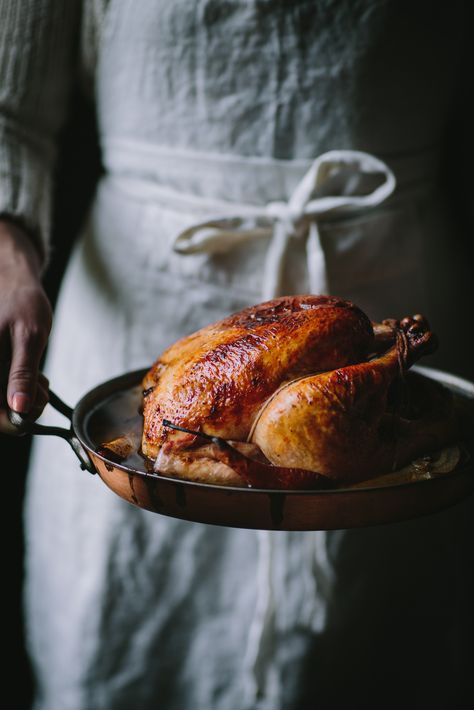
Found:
<box><xmin>1</xmin><ymin>87</ymin><xmax>101</xmax><ymax>709</ymax></box>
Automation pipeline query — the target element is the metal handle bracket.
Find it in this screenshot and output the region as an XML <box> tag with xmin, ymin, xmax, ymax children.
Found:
<box><xmin>8</xmin><ymin>390</ymin><xmax>95</xmax><ymax>474</ymax></box>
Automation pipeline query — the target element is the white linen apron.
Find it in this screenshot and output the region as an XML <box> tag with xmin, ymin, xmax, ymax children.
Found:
<box><xmin>23</xmin><ymin>2</ymin><xmax>473</xmax><ymax>709</ymax></box>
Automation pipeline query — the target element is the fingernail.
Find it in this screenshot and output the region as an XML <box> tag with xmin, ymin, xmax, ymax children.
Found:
<box><xmin>12</xmin><ymin>393</ymin><xmax>31</xmax><ymax>413</ymax></box>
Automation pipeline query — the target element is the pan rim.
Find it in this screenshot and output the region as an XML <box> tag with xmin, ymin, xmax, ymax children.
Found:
<box><xmin>72</xmin><ymin>366</ymin><xmax>474</xmax><ymax>496</ymax></box>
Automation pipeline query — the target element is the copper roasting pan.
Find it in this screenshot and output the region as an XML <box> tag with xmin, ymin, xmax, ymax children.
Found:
<box><xmin>8</xmin><ymin>365</ymin><xmax>474</xmax><ymax>531</ymax></box>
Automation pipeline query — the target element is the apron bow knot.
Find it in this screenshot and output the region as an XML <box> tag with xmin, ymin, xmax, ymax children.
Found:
<box><xmin>173</xmin><ymin>149</ymin><xmax>396</xmax><ymax>300</ymax></box>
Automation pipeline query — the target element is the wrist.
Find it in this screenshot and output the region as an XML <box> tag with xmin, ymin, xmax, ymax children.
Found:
<box><xmin>0</xmin><ymin>218</ymin><xmax>42</xmax><ymax>280</ymax></box>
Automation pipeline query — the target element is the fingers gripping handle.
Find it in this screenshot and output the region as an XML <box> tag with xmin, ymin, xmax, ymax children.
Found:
<box><xmin>7</xmin><ymin>390</ymin><xmax>95</xmax><ymax>474</ymax></box>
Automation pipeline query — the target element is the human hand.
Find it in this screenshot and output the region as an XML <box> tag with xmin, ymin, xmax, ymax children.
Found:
<box><xmin>0</xmin><ymin>219</ymin><xmax>52</xmax><ymax>433</ymax></box>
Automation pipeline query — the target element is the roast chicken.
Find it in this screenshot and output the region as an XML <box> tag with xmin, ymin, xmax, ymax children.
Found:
<box><xmin>140</xmin><ymin>296</ymin><xmax>456</xmax><ymax>488</ymax></box>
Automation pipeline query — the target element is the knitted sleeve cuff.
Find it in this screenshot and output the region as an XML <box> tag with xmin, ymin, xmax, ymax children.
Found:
<box><xmin>0</xmin><ymin>117</ymin><xmax>54</xmax><ymax>274</ymax></box>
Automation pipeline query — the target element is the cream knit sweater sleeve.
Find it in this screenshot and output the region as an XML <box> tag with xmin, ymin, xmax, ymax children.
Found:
<box><xmin>0</xmin><ymin>0</ymin><xmax>82</xmax><ymax>269</ymax></box>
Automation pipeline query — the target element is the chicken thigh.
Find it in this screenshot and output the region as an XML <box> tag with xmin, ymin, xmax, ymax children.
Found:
<box><xmin>250</xmin><ymin>318</ymin><xmax>454</xmax><ymax>481</ymax></box>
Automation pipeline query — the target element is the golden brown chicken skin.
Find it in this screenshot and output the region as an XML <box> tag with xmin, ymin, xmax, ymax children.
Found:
<box><xmin>250</xmin><ymin>319</ymin><xmax>454</xmax><ymax>482</ymax></box>
<box><xmin>141</xmin><ymin>295</ymin><xmax>374</xmax><ymax>460</ymax></box>
<box><xmin>141</xmin><ymin>296</ymin><xmax>456</xmax><ymax>486</ymax></box>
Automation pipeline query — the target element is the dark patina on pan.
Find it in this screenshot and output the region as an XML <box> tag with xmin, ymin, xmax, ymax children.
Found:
<box><xmin>8</xmin><ymin>366</ymin><xmax>474</xmax><ymax>531</ymax></box>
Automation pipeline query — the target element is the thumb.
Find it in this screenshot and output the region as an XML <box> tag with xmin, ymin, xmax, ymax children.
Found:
<box><xmin>7</xmin><ymin>327</ymin><xmax>44</xmax><ymax>413</ymax></box>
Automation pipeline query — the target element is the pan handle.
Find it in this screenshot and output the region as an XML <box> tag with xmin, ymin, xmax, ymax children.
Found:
<box><xmin>7</xmin><ymin>390</ymin><xmax>96</xmax><ymax>475</ymax></box>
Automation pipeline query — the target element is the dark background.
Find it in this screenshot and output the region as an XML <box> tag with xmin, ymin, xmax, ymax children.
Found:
<box><xmin>1</xmin><ymin>88</ymin><xmax>101</xmax><ymax>709</ymax></box>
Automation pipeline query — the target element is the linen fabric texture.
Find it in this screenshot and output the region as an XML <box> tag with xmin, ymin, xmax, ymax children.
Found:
<box><xmin>1</xmin><ymin>1</ymin><xmax>473</xmax><ymax>708</ymax></box>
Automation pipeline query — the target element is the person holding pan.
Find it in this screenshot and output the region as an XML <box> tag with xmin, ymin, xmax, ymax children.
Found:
<box><xmin>1</xmin><ymin>2</ymin><xmax>473</xmax><ymax>708</ymax></box>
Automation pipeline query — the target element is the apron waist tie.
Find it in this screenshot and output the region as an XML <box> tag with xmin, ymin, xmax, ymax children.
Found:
<box><xmin>172</xmin><ymin>150</ymin><xmax>396</xmax><ymax>299</ymax></box>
